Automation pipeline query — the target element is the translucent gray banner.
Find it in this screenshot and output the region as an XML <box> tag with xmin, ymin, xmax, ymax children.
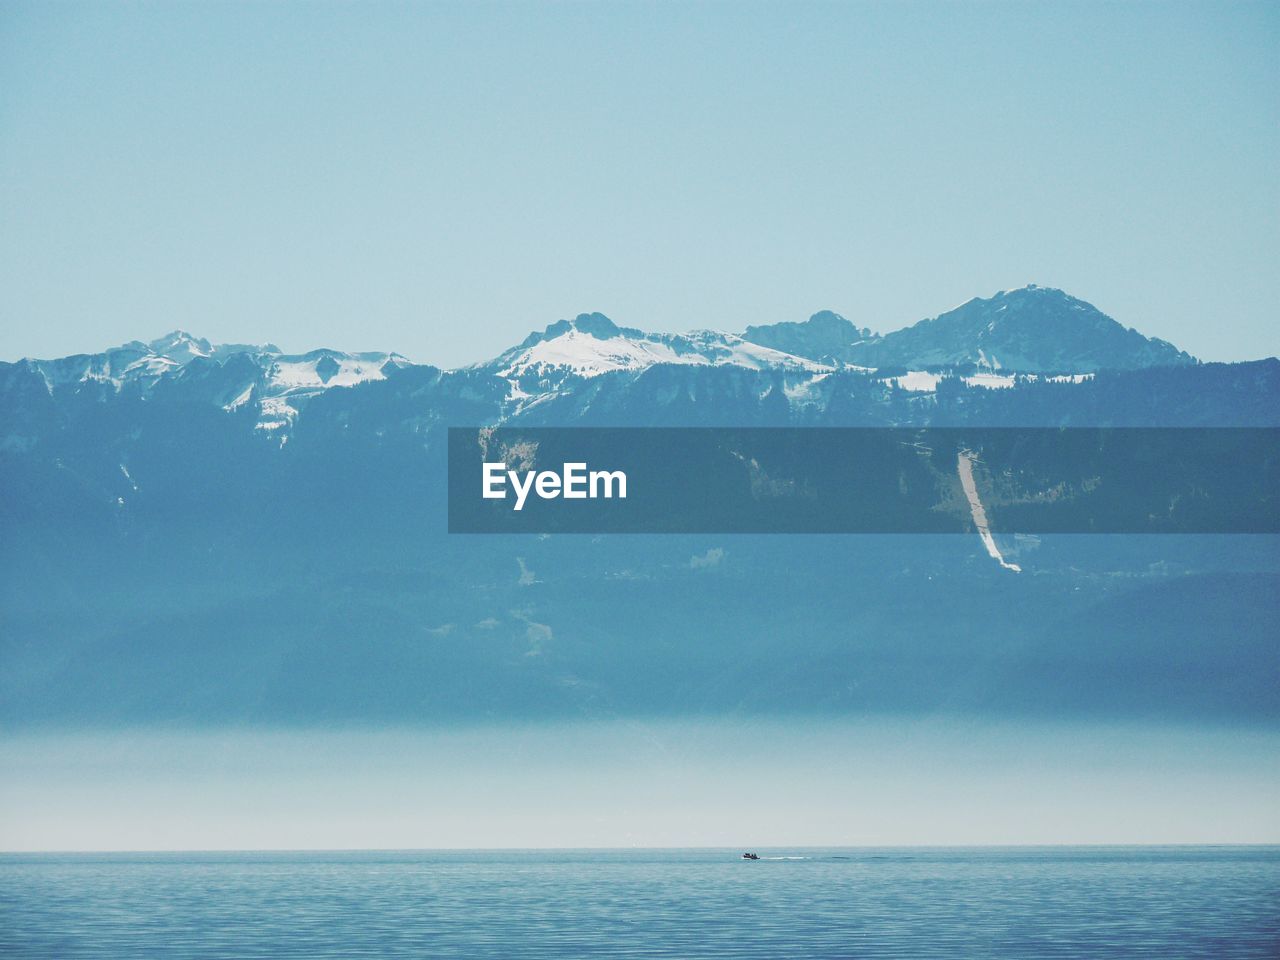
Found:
<box><xmin>447</xmin><ymin>427</ymin><xmax>1279</xmax><ymax>534</ymax></box>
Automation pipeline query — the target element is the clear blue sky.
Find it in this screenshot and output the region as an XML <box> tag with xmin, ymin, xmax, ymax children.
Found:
<box><xmin>2</xmin><ymin>1</ymin><xmax>1276</xmax><ymax>366</ymax></box>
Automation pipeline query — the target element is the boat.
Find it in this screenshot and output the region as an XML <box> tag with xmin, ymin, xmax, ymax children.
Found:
<box><xmin>741</xmin><ymin>852</ymin><xmax>759</xmax><ymax>860</ymax></box>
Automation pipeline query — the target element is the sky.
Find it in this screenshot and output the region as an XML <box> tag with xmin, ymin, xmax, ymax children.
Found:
<box><xmin>1</xmin><ymin>1</ymin><xmax>1277</xmax><ymax>367</ymax></box>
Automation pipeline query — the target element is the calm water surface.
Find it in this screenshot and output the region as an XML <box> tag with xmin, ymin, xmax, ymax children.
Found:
<box><xmin>1</xmin><ymin>847</ymin><xmax>1277</xmax><ymax>958</ymax></box>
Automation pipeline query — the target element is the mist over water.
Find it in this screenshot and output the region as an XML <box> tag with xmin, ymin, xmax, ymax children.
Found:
<box><xmin>3</xmin><ymin>719</ymin><xmax>1277</xmax><ymax>851</ymax></box>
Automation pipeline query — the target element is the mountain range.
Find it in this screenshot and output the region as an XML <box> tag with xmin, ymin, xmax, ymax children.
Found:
<box><xmin>9</xmin><ymin>284</ymin><xmax>1195</xmax><ymax>386</ymax></box>
<box><xmin>1</xmin><ymin>285</ymin><xmax>1276</xmax><ymax>730</ymax></box>
<box><xmin>0</xmin><ymin>285</ymin><xmax>1226</xmax><ymax>439</ymax></box>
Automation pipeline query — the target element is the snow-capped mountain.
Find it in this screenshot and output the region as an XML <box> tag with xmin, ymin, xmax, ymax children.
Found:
<box><xmin>483</xmin><ymin>312</ymin><xmax>829</xmax><ymax>383</ymax></box>
<box><xmin>14</xmin><ymin>331</ymin><xmax>411</xmax><ymax>429</ymax></box>
<box><xmin>9</xmin><ymin>287</ymin><xmax>1201</xmax><ymax>416</ymax></box>
<box><xmin>0</xmin><ymin>285</ymin><xmax>1235</xmax><ymax>446</ymax></box>
<box><xmin>742</xmin><ymin>286</ymin><xmax>1196</xmax><ymax>373</ymax></box>
<box><xmin>19</xmin><ymin>343</ymin><xmax>182</xmax><ymax>394</ymax></box>
<box><xmin>246</xmin><ymin>349</ymin><xmax>413</xmax><ymax>428</ymax></box>
<box><xmin>118</xmin><ymin>330</ymin><xmax>270</xmax><ymax>365</ymax></box>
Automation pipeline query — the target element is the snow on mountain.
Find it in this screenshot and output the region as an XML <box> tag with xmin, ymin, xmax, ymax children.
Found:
<box><xmin>486</xmin><ymin>313</ymin><xmax>829</xmax><ymax>380</ymax></box>
<box><xmin>16</xmin><ymin>332</ymin><xmax>410</xmax><ymax>430</ymax></box>
<box><xmin>21</xmin><ymin>345</ymin><xmax>176</xmax><ymax>395</ymax></box>
<box><xmin>266</xmin><ymin>350</ymin><xmax>409</xmax><ymax>391</ymax></box>
<box><xmin>252</xmin><ymin>350</ymin><xmax>411</xmax><ymax>428</ymax></box>
<box><xmin>125</xmin><ymin>330</ymin><xmax>291</xmax><ymax>363</ymax></box>
<box><xmin>4</xmin><ymin>287</ymin><xmax>1204</xmax><ymax>437</ymax></box>
<box><xmin>144</xmin><ymin>330</ymin><xmax>214</xmax><ymax>363</ymax></box>
<box><xmin>888</xmin><ymin>370</ymin><xmax>1079</xmax><ymax>392</ymax></box>
<box><xmin>889</xmin><ymin>371</ymin><xmax>945</xmax><ymax>392</ymax></box>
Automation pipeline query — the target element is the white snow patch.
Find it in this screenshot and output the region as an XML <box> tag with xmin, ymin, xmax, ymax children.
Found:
<box><xmin>224</xmin><ymin>384</ymin><xmax>255</xmax><ymax>410</ymax></box>
<box><xmin>963</xmin><ymin>373</ymin><xmax>1017</xmax><ymax>389</ymax></box>
<box><xmin>891</xmin><ymin>371</ymin><xmax>944</xmax><ymax>392</ymax></box>
<box><xmin>494</xmin><ymin>328</ymin><xmax>828</xmax><ymax>379</ymax></box>
<box><xmin>123</xmin><ymin>355</ymin><xmax>180</xmax><ymax>378</ymax></box>
<box><xmin>1045</xmin><ymin>373</ymin><xmax>1094</xmax><ymax>383</ymax></box>
<box><xmin>256</xmin><ymin>396</ymin><xmax>297</xmax><ymax>431</ymax></box>
<box><xmin>267</xmin><ymin>356</ymin><xmax>389</xmax><ymax>391</ymax></box>
<box><xmin>782</xmin><ymin>372</ymin><xmax>830</xmax><ymax>403</ymax></box>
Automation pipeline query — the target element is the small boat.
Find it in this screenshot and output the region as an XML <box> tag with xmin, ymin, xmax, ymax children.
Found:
<box><xmin>741</xmin><ymin>852</ymin><xmax>759</xmax><ymax>860</ymax></box>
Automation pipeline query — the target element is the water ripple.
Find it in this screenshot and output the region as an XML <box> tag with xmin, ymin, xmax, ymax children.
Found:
<box><xmin>1</xmin><ymin>847</ymin><xmax>1277</xmax><ymax>959</ymax></box>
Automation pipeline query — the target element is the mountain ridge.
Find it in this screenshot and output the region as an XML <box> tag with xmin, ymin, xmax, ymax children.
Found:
<box><xmin>0</xmin><ymin>285</ymin><xmax>1240</xmax><ymax>438</ymax></box>
<box><xmin>9</xmin><ymin>285</ymin><xmax>1206</xmax><ymax>383</ymax></box>
<box><xmin>740</xmin><ymin>286</ymin><xmax>1197</xmax><ymax>373</ymax></box>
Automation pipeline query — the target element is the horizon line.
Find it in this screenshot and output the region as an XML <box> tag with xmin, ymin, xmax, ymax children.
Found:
<box><xmin>6</xmin><ymin>843</ymin><xmax>1280</xmax><ymax>855</ymax></box>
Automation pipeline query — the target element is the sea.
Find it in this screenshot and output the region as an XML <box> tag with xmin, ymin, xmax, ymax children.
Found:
<box><xmin>1</xmin><ymin>847</ymin><xmax>1277</xmax><ymax>958</ymax></box>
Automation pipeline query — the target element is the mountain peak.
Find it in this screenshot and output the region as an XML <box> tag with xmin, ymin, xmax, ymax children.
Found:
<box><xmin>844</xmin><ymin>287</ymin><xmax>1196</xmax><ymax>373</ymax></box>
<box><xmin>151</xmin><ymin>329</ymin><xmax>204</xmax><ymax>344</ymax></box>
<box><xmin>741</xmin><ymin>310</ymin><xmax>873</xmax><ymax>363</ymax></box>
<box><xmin>488</xmin><ymin>311</ymin><xmax>828</xmax><ymax>381</ymax></box>
<box><xmin>147</xmin><ymin>330</ymin><xmax>214</xmax><ymax>362</ymax></box>
<box><xmin>739</xmin><ymin>286</ymin><xmax>1194</xmax><ymax>372</ymax></box>
<box><xmin>519</xmin><ymin>313</ymin><xmax>626</xmax><ymax>349</ymax></box>
<box><xmin>116</xmin><ymin>331</ymin><xmax>284</xmax><ymax>365</ymax></box>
